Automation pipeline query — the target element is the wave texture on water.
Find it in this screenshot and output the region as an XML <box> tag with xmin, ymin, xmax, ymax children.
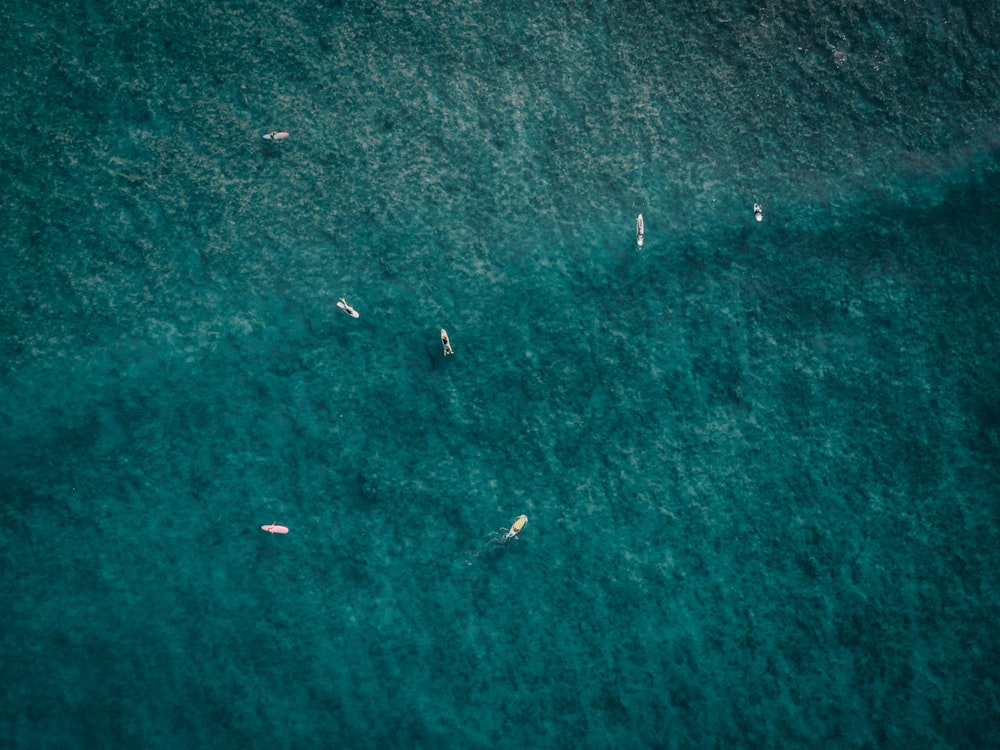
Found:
<box><xmin>2</xmin><ymin>1</ymin><xmax>999</xmax><ymax>748</ymax></box>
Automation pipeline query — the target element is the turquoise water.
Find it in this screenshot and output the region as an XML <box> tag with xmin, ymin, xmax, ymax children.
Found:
<box><xmin>3</xmin><ymin>1</ymin><xmax>999</xmax><ymax>747</ymax></box>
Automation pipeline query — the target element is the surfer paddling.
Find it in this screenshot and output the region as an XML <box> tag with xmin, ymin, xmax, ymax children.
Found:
<box><xmin>485</xmin><ymin>514</ymin><xmax>527</xmax><ymax>552</ymax></box>
<box><xmin>486</xmin><ymin>515</ymin><xmax>528</xmax><ymax>549</ymax></box>
<box><xmin>466</xmin><ymin>514</ymin><xmax>530</xmax><ymax>563</ymax></box>
<box><xmin>337</xmin><ymin>298</ymin><xmax>360</xmax><ymax>318</ymax></box>
<box><xmin>263</xmin><ymin>131</ymin><xmax>289</xmax><ymax>141</ymax></box>
<box><xmin>501</xmin><ymin>514</ymin><xmax>528</xmax><ymax>543</ymax></box>
<box><xmin>441</xmin><ymin>329</ymin><xmax>454</xmax><ymax>356</ymax></box>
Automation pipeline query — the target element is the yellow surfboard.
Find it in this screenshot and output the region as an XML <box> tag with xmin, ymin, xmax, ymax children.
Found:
<box><xmin>505</xmin><ymin>514</ymin><xmax>527</xmax><ymax>541</ymax></box>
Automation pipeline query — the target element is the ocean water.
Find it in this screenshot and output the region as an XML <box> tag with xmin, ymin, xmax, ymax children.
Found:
<box><xmin>2</xmin><ymin>0</ymin><xmax>999</xmax><ymax>747</ymax></box>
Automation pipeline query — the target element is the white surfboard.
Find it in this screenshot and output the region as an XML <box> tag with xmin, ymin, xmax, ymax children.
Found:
<box><xmin>337</xmin><ymin>298</ymin><xmax>360</xmax><ymax>318</ymax></box>
<box><xmin>263</xmin><ymin>131</ymin><xmax>289</xmax><ymax>141</ymax></box>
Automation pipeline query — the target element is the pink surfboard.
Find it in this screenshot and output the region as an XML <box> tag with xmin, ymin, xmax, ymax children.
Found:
<box><xmin>261</xmin><ymin>524</ymin><xmax>289</xmax><ymax>534</ymax></box>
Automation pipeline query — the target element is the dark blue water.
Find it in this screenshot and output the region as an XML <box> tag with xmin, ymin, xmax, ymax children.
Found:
<box><xmin>2</xmin><ymin>1</ymin><xmax>999</xmax><ymax>747</ymax></box>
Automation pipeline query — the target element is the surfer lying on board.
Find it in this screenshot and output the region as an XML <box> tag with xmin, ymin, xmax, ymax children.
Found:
<box><xmin>337</xmin><ymin>298</ymin><xmax>360</xmax><ymax>318</ymax></box>
<box><xmin>464</xmin><ymin>515</ymin><xmax>529</xmax><ymax>564</ymax></box>
<box><xmin>486</xmin><ymin>515</ymin><xmax>528</xmax><ymax>551</ymax></box>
